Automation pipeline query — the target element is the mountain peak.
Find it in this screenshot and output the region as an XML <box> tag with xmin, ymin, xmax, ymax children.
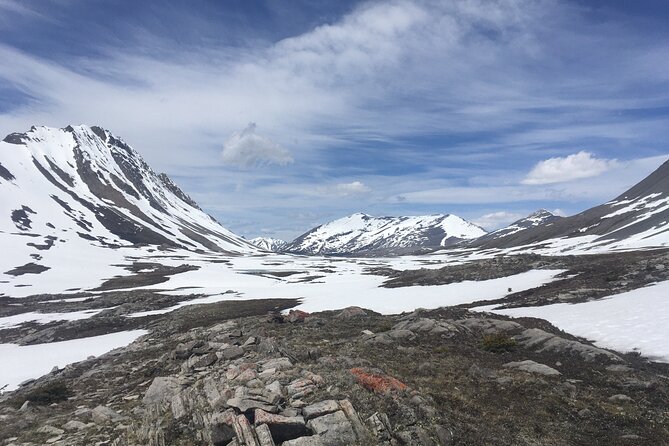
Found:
<box><xmin>0</xmin><ymin>124</ymin><xmax>256</xmax><ymax>256</ymax></box>
<box><xmin>285</xmin><ymin>212</ymin><xmax>486</xmax><ymax>255</ymax></box>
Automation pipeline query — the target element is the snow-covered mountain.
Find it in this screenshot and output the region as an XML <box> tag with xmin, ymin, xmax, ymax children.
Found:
<box><xmin>471</xmin><ymin>210</ymin><xmax>562</xmax><ymax>245</ymax></box>
<box><xmin>284</xmin><ymin>213</ymin><xmax>486</xmax><ymax>255</ymax></box>
<box><xmin>249</xmin><ymin>237</ymin><xmax>287</xmax><ymax>252</ymax></box>
<box><xmin>473</xmin><ymin>159</ymin><xmax>669</xmax><ymax>251</ymax></box>
<box><xmin>0</xmin><ymin>125</ymin><xmax>256</xmax><ymax>280</ymax></box>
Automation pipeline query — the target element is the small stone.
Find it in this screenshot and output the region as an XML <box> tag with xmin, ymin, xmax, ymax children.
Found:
<box><xmin>18</xmin><ymin>401</ymin><xmax>30</xmax><ymax>412</ymax></box>
<box><xmin>285</xmin><ymin>310</ymin><xmax>309</xmax><ymax>323</ymax></box>
<box><xmin>37</xmin><ymin>425</ymin><xmax>65</xmax><ymax>436</ymax></box>
<box><xmin>227</xmin><ymin>397</ymin><xmax>278</xmax><ymax>413</ymax></box>
<box><xmin>193</xmin><ymin>352</ymin><xmax>219</xmax><ymax>368</ymax></box>
<box><xmin>63</xmin><ymin>420</ymin><xmax>88</xmax><ymax>431</ymax></box>
<box><xmin>262</xmin><ymin>357</ymin><xmax>293</xmax><ymax>371</ymax></box>
<box><xmin>219</xmin><ymin>345</ymin><xmax>245</xmax><ymax>360</ymax></box>
<box><xmin>608</xmin><ymin>394</ymin><xmax>633</xmax><ymax>403</ymax></box>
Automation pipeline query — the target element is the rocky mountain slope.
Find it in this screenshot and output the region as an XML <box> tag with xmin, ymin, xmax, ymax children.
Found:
<box><xmin>1</xmin><ymin>300</ymin><xmax>667</xmax><ymax>446</ymax></box>
<box><xmin>470</xmin><ymin>210</ymin><xmax>562</xmax><ymax>246</ymax></box>
<box><xmin>0</xmin><ymin>125</ymin><xmax>256</xmax><ymax>293</ymax></box>
<box><xmin>471</xmin><ymin>159</ymin><xmax>669</xmax><ymax>251</ymax></box>
<box><xmin>284</xmin><ymin>213</ymin><xmax>486</xmax><ymax>256</ymax></box>
<box><xmin>250</xmin><ymin>237</ymin><xmax>288</xmax><ymax>253</ymax></box>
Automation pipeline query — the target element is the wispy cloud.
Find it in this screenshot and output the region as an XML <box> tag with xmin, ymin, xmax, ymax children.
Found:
<box><xmin>0</xmin><ymin>0</ymin><xmax>667</xmax><ymax>238</ymax></box>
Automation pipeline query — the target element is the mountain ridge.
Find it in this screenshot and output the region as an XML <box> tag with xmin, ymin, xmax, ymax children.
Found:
<box><xmin>284</xmin><ymin>212</ymin><xmax>487</xmax><ymax>255</ymax></box>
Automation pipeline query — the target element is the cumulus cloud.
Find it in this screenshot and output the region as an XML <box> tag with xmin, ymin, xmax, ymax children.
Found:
<box><xmin>221</xmin><ymin>123</ymin><xmax>293</xmax><ymax>167</ymax></box>
<box><xmin>473</xmin><ymin>211</ymin><xmax>525</xmax><ymax>230</ymax></box>
<box><xmin>522</xmin><ymin>151</ymin><xmax>618</xmax><ymax>185</ymax></box>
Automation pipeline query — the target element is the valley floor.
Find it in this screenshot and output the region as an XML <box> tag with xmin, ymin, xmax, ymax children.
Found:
<box><xmin>1</xmin><ymin>248</ymin><xmax>669</xmax><ymax>444</ymax></box>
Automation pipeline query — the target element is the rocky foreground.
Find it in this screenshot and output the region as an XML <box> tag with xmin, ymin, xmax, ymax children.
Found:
<box><xmin>1</xmin><ymin>300</ymin><xmax>668</xmax><ymax>446</ymax></box>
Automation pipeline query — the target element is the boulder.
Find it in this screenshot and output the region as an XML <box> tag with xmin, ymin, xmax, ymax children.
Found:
<box><xmin>143</xmin><ymin>377</ymin><xmax>181</xmax><ymax>405</ymax></box>
<box><xmin>91</xmin><ymin>405</ymin><xmax>124</xmax><ymax>423</ymax></box>
<box><xmin>336</xmin><ymin>307</ymin><xmax>367</xmax><ymax>318</ymax></box>
<box><xmin>306</xmin><ymin>410</ymin><xmax>357</xmax><ymax>445</ymax></box>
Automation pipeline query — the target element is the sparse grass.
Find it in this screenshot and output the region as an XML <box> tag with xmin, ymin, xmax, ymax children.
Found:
<box><xmin>481</xmin><ymin>334</ymin><xmax>517</xmax><ymax>352</ymax></box>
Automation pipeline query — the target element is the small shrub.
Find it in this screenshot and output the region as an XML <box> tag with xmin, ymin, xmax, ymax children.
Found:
<box><xmin>481</xmin><ymin>334</ymin><xmax>517</xmax><ymax>352</ymax></box>
<box><xmin>22</xmin><ymin>382</ymin><xmax>72</xmax><ymax>406</ymax></box>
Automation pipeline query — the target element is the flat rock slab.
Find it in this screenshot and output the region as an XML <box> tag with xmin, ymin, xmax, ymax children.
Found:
<box><xmin>503</xmin><ymin>360</ymin><xmax>561</xmax><ymax>376</ymax></box>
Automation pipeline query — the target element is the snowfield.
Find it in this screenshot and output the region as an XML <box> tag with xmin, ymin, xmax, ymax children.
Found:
<box><xmin>0</xmin><ymin>330</ymin><xmax>147</xmax><ymax>392</ymax></box>
<box><xmin>482</xmin><ymin>281</ymin><xmax>669</xmax><ymax>362</ymax></box>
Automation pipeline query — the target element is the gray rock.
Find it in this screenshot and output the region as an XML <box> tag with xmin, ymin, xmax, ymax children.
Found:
<box><xmin>37</xmin><ymin>425</ymin><xmax>64</xmax><ymax>436</ymax></box>
<box><xmin>219</xmin><ymin>345</ymin><xmax>245</xmax><ymax>360</ymax></box>
<box><xmin>336</xmin><ymin>306</ymin><xmax>367</xmax><ymax>318</ymax></box>
<box><xmin>514</xmin><ymin>328</ymin><xmax>621</xmax><ymax>362</ymax></box>
<box><xmin>393</xmin><ymin>317</ymin><xmax>460</xmax><ymax>336</ymax></box>
<box><xmin>91</xmin><ymin>405</ymin><xmax>124</xmax><ymax>423</ymax></box>
<box><xmin>255</xmin><ymin>423</ymin><xmax>276</xmax><ymax>446</ymax></box>
<box><xmin>503</xmin><ymin>360</ymin><xmax>561</xmax><ymax>376</ymax></box>
<box><xmin>303</xmin><ymin>400</ymin><xmax>340</xmax><ymax>420</ymax></box>
<box><xmin>262</xmin><ymin>357</ymin><xmax>293</xmax><ymax>371</ymax></box>
<box><xmin>193</xmin><ymin>352</ymin><xmax>218</xmax><ymax>368</ymax></box>
<box><xmin>62</xmin><ymin>420</ymin><xmax>88</xmax><ymax>431</ymax></box>
<box><xmin>143</xmin><ymin>376</ymin><xmax>181</xmax><ymax>405</ymax></box>
<box><xmin>226</xmin><ymin>397</ymin><xmax>277</xmax><ymax>413</ymax></box>
<box><xmin>307</xmin><ymin>410</ymin><xmax>357</xmax><ymax>445</ymax></box>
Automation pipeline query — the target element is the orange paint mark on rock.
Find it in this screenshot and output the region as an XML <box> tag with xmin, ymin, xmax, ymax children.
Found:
<box><xmin>350</xmin><ymin>368</ymin><xmax>408</xmax><ymax>393</ymax></box>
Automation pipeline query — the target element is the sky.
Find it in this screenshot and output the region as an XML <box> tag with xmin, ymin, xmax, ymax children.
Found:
<box><xmin>0</xmin><ymin>0</ymin><xmax>668</xmax><ymax>240</ymax></box>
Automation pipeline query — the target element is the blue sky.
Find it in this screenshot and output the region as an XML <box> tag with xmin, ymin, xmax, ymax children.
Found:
<box><xmin>0</xmin><ymin>0</ymin><xmax>668</xmax><ymax>240</ymax></box>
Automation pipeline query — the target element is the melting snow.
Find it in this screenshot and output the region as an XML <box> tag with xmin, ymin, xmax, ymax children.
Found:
<box><xmin>0</xmin><ymin>330</ymin><xmax>147</xmax><ymax>392</ymax></box>
<box><xmin>483</xmin><ymin>281</ymin><xmax>669</xmax><ymax>362</ymax></box>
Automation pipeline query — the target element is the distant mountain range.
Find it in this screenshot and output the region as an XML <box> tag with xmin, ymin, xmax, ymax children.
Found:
<box><xmin>249</xmin><ymin>213</ymin><xmax>486</xmax><ymax>255</ymax></box>
<box><xmin>249</xmin><ymin>237</ymin><xmax>287</xmax><ymax>252</ymax></box>
<box><xmin>251</xmin><ymin>156</ymin><xmax>669</xmax><ymax>255</ymax></box>
<box><xmin>3</xmin><ymin>125</ymin><xmax>668</xmax><ymax>265</ymax></box>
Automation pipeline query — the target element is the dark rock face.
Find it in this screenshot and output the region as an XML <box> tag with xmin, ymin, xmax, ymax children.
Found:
<box><xmin>11</xmin><ymin>206</ymin><xmax>35</xmax><ymax>230</ymax></box>
<box><xmin>0</xmin><ymin>162</ymin><xmax>14</xmax><ymax>181</ymax></box>
<box><xmin>2</xmin><ymin>132</ymin><xmax>29</xmax><ymax>145</ymax></box>
<box><xmin>158</xmin><ymin>172</ymin><xmax>201</xmax><ymax>210</ymax></box>
<box><xmin>4</xmin><ymin>262</ymin><xmax>50</xmax><ymax>276</ymax></box>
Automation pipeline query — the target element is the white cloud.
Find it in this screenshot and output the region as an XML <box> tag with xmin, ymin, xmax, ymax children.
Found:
<box><xmin>315</xmin><ymin>181</ymin><xmax>372</xmax><ymax>198</ymax></box>
<box><xmin>221</xmin><ymin>123</ymin><xmax>293</xmax><ymax>167</ymax></box>
<box><xmin>522</xmin><ymin>151</ymin><xmax>618</xmax><ymax>185</ymax></box>
<box><xmin>334</xmin><ymin>181</ymin><xmax>371</xmax><ymax>196</ymax></box>
<box><xmin>473</xmin><ymin>211</ymin><xmax>525</xmax><ymax>230</ymax></box>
